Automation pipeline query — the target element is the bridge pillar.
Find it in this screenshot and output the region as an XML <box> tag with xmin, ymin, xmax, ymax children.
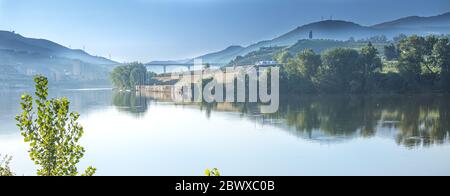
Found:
<box><xmin>163</xmin><ymin>65</ymin><xmax>167</xmax><ymax>74</ymax></box>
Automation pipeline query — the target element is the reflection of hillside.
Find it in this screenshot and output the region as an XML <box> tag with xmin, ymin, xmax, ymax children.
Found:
<box><xmin>138</xmin><ymin>92</ymin><xmax>450</xmax><ymax>148</ymax></box>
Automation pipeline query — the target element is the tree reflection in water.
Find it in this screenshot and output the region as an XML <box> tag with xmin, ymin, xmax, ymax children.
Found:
<box><xmin>268</xmin><ymin>94</ymin><xmax>450</xmax><ymax>148</ymax></box>
<box><xmin>120</xmin><ymin>91</ymin><xmax>450</xmax><ymax>148</ymax></box>
<box><xmin>112</xmin><ymin>91</ymin><xmax>149</xmax><ymax>117</ymax></box>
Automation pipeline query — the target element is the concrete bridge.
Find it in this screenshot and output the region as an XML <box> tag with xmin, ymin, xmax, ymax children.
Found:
<box><xmin>144</xmin><ymin>62</ymin><xmax>227</xmax><ymax>73</ymax></box>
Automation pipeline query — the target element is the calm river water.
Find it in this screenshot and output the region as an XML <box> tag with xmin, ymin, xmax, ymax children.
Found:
<box><xmin>1</xmin><ymin>88</ymin><xmax>450</xmax><ymax>176</ymax></box>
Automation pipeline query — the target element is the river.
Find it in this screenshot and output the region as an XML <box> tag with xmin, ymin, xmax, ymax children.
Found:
<box><xmin>1</xmin><ymin>88</ymin><xmax>450</xmax><ymax>176</ymax></box>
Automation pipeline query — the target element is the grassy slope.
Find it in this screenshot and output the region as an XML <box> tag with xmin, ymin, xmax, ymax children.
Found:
<box><xmin>227</xmin><ymin>39</ymin><xmax>389</xmax><ymax>66</ymax></box>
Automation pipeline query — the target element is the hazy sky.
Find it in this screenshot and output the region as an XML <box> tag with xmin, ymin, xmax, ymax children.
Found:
<box><xmin>1</xmin><ymin>0</ymin><xmax>449</xmax><ymax>62</ymax></box>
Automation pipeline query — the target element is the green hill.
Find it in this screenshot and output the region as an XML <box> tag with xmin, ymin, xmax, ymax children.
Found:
<box><xmin>0</xmin><ymin>31</ymin><xmax>119</xmax><ymax>87</ymax></box>
<box><xmin>227</xmin><ymin>39</ymin><xmax>387</xmax><ymax>66</ymax></box>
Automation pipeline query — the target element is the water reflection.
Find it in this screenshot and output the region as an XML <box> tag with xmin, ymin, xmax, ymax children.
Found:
<box><xmin>272</xmin><ymin>95</ymin><xmax>450</xmax><ymax>148</ymax></box>
<box><xmin>2</xmin><ymin>89</ymin><xmax>449</xmax><ymax>149</ymax></box>
<box><xmin>130</xmin><ymin>92</ymin><xmax>450</xmax><ymax>148</ymax></box>
<box><xmin>0</xmin><ymin>88</ymin><xmax>112</xmax><ymax>135</ymax></box>
<box><xmin>112</xmin><ymin>91</ymin><xmax>149</xmax><ymax>116</ymax></box>
<box><xmin>2</xmin><ymin>89</ymin><xmax>450</xmax><ymax>175</ymax></box>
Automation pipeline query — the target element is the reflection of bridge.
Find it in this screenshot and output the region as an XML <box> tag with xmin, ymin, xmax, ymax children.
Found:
<box><xmin>144</xmin><ymin>63</ymin><xmax>227</xmax><ymax>73</ymax></box>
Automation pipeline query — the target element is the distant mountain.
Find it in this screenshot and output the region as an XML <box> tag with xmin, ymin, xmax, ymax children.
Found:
<box><xmin>371</xmin><ymin>12</ymin><xmax>450</xmax><ymax>36</ymax></box>
<box><xmin>169</xmin><ymin>12</ymin><xmax>450</xmax><ymax>66</ymax></box>
<box><xmin>0</xmin><ymin>31</ymin><xmax>118</xmax><ymax>87</ymax></box>
<box><xmin>273</xmin><ymin>20</ymin><xmax>377</xmax><ymax>45</ymax></box>
<box><xmin>190</xmin><ymin>45</ymin><xmax>244</xmax><ymax>64</ymax></box>
<box><xmin>179</xmin><ymin>20</ymin><xmax>382</xmax><ymax>65</ymax></box>
<box><xmin>373</xmin><ymin>12</ymin><xmax>450</xmax><ymax>29</ymax></box>
<box><xmin>0</xmin><ymin>31</ymin><xmax>116</xmax><ymax>65</ymax></box>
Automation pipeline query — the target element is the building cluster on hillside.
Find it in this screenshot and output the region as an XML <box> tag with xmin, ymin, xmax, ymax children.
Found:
<box><xmin>255</xmin><ymin>61</ymin><xmax>280</xmax><ymax>67</ymax></box>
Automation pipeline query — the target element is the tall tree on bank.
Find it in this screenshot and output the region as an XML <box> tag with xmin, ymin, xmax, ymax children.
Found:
<box><xmin>397</xmin><ymin>35</ymin><xmax>446</xmax><ymax>90</ymax></box>
<box><xmin>432</xmin><ymin>37</ymin><xmax>450</xmax><ymax>91</ymax></box>
<box><xmin>398</xmin><ymin>35</ymin><xmax>427</xmax><ymax>89</ymax></box>
<box><xmin>111</xmin><ymin>63</ymin><xmax>149</xmax><ymax>90</ymax></box>
<box><xmin>318</xmin><ymin>48</ymin><xmax>362</xmax><ymax>93</ymax></box>
<box><xmin>296</xmin><ymin>49</ymin><xmax>322</xmax><ymax>81</ymax></box>
<box><xmin>360</xmin><ymin>42</ymin><xmax>383</xmax><ymax>92</ymax></box>
<box><xmin>280</xmin><ymin>49</ymin><xmax>320</xmax><ymax>93</ymax></box>
<box><xmin>274</xmin><ymin>50</ymin><xmax>293</xmax><ymax>65</ymax></box>
<box><xmin>384</xmin><ymin>44</ymin><xmax>399</xmax><ymax>60</ymax></box>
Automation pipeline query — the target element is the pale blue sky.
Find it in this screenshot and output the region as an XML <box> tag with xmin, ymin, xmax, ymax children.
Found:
<box><xmin>1</xmin><ymin>0</ymin><xmax>449</xmax><ymax>62</ymax></box>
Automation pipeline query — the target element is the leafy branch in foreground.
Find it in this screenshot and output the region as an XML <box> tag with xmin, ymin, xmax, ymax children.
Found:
<box><xmin>15</xmin><ymin>75</ymin><xmax>96</xmax><ymax>176</ymax></box>
<box><xmin>205</xmin><ymin>168</ymin><xmax>221</xmax><ymax>176</ymax></box>
<box><xmin>0</xmin><ymin>154</ymin><xmax>14</xmax><ymax>176</ymax></box>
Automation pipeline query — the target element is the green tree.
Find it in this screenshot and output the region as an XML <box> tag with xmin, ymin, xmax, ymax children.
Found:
<box><xmin>111</xmin><ymin>62</ymin><xmax>149</xmax><ymax>89</ymax></box>
<box><xmin>361</xmin><ymin>42</ymin><xmax>383</xmax><ymax>73</ymax></box>
<box><xmin>130</xmin><ymin>64</ymin><xmax>148</xmax><ymax>87</ymax></box>
<box><xmin>111</xmin><ymin>66</ymin><xmax>130</xmax><ymax>89</ymax></box>
<box><xmin>279</xmin><ymin>49</ymin><xmax>321</xmax><ymax>93</ymax></box>
<box><xmin>432</xmin><ymin>37</ymin><xmax>450</xmax><ymax>91</ymax></box>
<box><xmin>398</xmin><ymin>35</ymin><xmax>427</xmax><ymax>76</ymax></box>
<box><xmin>274</xmin><ymin>50</ymin><xmax>293</xmax><ymax>64</ymax></box>
<box><xmin>423</xmin><ymin>36</ymin><xmax>440</xmax><ymax>74</ymax></box>
<box><xmin>296</xmin><ymin>49</ymin><xmax>322</xmax><ymax>80</ymax></box>
<box><xmin>393</xmin><ymin>34</ymin><xmax>407</xmax><ymax>43</ymax></box>
<box><xmin>425</xmin><ymin>36</ymin><xmax>439</xmax><ymax>53</ymax></box>
<box><xmin>360</xmin><ymin>42</ymin><xmax>383</xmax><ymax>91</ymax></box>
<box><xmin>384</xmin><ymin>44</ymin><xmax>399</xmax><ymax>60</ymax></box>
<box><xmin>0</xmin><ymin>154</ymin><xmax>14</xmax><ymax>176</ymax></box>
<box><xmin>397</xmin><ymin>35</ymin><xmax>443</xmax><ymax>91</ymax></box>
<box><xmin>283</xmin><ymin>49</ymin><xmax>321</xmax><ymax>79</ymax></box>
<box><xmin>205</xmin><ymin>168</ymin><xmax>221</xmax><ymax>176</ymax></box>
<box><xmin>318</xmin><ymin>48</ymin><xmax>362</xmax><ymax>92</ymax></box>
<box><xmin>283</xmin><ymin>59</ymin><xmax>299</xmax><ymax>78</ymax></box>
<box><xmin>15</xmin><ymin>76</ymin><xmax>96</xmax><ymax>176</ymax></box>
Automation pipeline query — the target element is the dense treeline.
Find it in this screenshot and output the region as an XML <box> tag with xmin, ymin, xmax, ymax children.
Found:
<box><xmin>277</xmin><ymin>35</ymin><xmax>450</xmax><ymax>93</ymax></box>
<box><xmin>111</xmin><ymin>63</ymin><xmax>156</xmax><ymax>90</ymax></box>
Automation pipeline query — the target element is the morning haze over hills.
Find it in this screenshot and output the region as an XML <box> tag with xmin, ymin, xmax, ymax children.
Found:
<box><xmin>1</xmin><ymin>12</ymin><xmax>450</xmax><ymax>86</ymax></box>
<box><xmin>180</xmin><ymin>12</ymin><xmax>450</xmax><ymax>65</ymax></box>
<box><xmin>0</xmin><ymin>30</ymin><xmax>117</xmax><ymax>87</ymax></box>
